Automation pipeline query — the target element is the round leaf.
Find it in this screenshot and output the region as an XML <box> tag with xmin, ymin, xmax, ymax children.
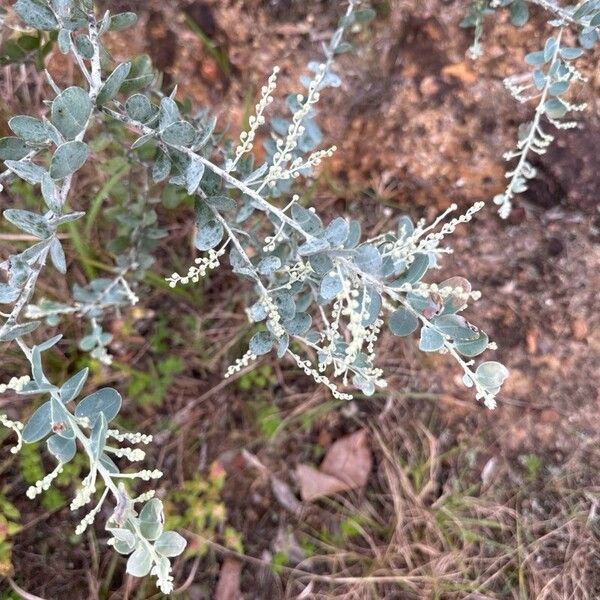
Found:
<box><xmin>96</xmin><ymin>62</ymin><xmax>131</xmax><ymax>106</ymax></box>
<box><xmin>126</xmin><ymin>545</ymin><xmax>152</xmax><ymax>577</ymax></box>
<box><xmin>75</xmin><ymin>388</ymin><xmax>122</xmax><ymax>423</ymax></box>
<box><xmin>22</xmin><ymin>401</ymin><xmax>52</xmax><ymax>443</ymax></box>
<box><xmin>50</xmin><ymin>141</ymin><xmax>89</xmax><ymax>179</ymax></box>
<box><xmin>154</xmin><ymin>531</ymin><xmax>186</xmax><ymax>557</ymax></box>
<box><xmin>47</xmin><ymin>434</ymin><xmax>76</xmax><ymax>463</ymax></box>
<box><xmin>51</xmin><ymin>87</ymin><xmax>92</xmax><ymax>140</ymax></box>
<box><xmin>389</xmin><ymin>308</ymin><xmax>418</xmax><ymax>336</ymax></box>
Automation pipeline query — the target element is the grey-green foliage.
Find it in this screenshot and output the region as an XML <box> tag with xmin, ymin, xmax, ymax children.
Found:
<box><xmin>0</xmin><ymin>0</ymin><xmax>509</xmax><ymax>592</ymax></box>
<box><xmin>462</xmin><ymin>0</ymin><xmax>600</xmax><ymax>217</ymax></box>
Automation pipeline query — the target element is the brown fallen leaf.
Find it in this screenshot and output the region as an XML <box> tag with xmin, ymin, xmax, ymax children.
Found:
<box><xmin>297</xmin><ymin>429</ymin><xmax>372</xmax><ymax>501</ymax></box>
<box><xmin>296</xmin><ymin>465</ymin><xmax>350</xmax><ymax>501</ymax></box>
<box><xmin>214</xmin><ymin>557</ymin><xmax>242</xmax><ymax>600</ymax></box>
<box><xmin>321</xmin><ymin>429</ymin><xmax>372</xmax><ymax>487</ymax></box>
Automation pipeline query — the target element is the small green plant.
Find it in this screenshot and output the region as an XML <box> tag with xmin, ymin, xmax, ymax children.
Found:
<box><xmin>165</xmin><ymin>462</ymin><xmax>243</xmax><ymax>557</ymax></box>
<box><xmin>0</xmin><ymin>492</ymin><xmax>20</xmax><ymax>577</ymax></box>
<box><xmin>126</xmin><ymin>356</ymin><xmax>184</xmax><ymax>407</ymax></box>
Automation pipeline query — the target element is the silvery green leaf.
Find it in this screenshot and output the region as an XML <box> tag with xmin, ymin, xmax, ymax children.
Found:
<box><xmin>74</xmin><ymin>34</ymin><xmax>94</xmax><ymax>59</ymax></box>
<box><xmin>510</xmin><ymin>0</ymin><xmax>528</xmax><ymax>26</ymax></box>
<box><xmin>0</xmin><ymin>138</ymin><xmax>30</xmax><ymax>161</ymax></box>
<box><xmin>344</xmin><ymin>220</ymin><xmax>361</xmax><ymax>248</ymax></box>
<box><xmin>4</xmin><ymin>209</ymin><xmax>50</xmax><ymax>238</ymax></box>
<box><xmin>131</xmin><ymin>132</ymin><xmax>155</xmax><ymax>149</ymax></box>
<box><xmin>276</xmin><ymin>334</ymin><xmax>289</xmax><ymax>358</ymax></box>
<box><xmin>0</xmin><ymin>321</ymin><xmax>40</xmax><ymax>341</ymax></box>
<box><xmin>75</xmin><ymin>388</ymin><xmax>122</xmax><ymax>423</ymax></box>
<box><xmin>126</xmin><ymin>545</ymin><xmax>153</xmax><ymax>577</ymax></box>
<box><xmin>159</xmin><ymin>97</ymin><xmax>180</xmax><ymax>129</ymax></box>
<box><xmin>249</xmin><ymin>301</ymin><xmax>267</xmax><ymax>322</ymax></box>
<box><xmin>9</xmin><ymin>116</ymin><xmax>49</xmax><ymax>144</ymax></box>
<box><xmin>291</xmin><ymin>204</ymin><xmax>322</xmax><ymax>235</ymax></box>
<box><xmin>258</xmin><ymin>256</ymin><xmax>281</xmax><ymax>275</ymax></box>
<box><xmin>324</xmin><ymin>217</ymin><xmax>349</xmax><ymax>246</ymax></box>
<box><xmin>154</xmin><ymin>531</ymin><xmax>186</xmax><ymax>557</ymax></box>
<box><xmin>352</xmin><ymin>373</ymin><xmax>375</xmax><ymax>396</ymax></box>
<box><xmin>14</xmin><ymin>0</ymin><xmax>58</xmax><ymax>30</ymax></box>
<box><xmin>120</xmin><ymin>55</ymin><xmax>154</xmax><ymax>94</ymax></box>
<box><xmin>4</xmin><ymin>160</ymin><xmax>45</xmax><ymax>184</ymax></box>
<box><xmin>243</xmin><ymin>161</ymin><xmax>268</xmax><ymax>184</ymax></box>
<box><xmin>578</xmin><ymin>27</ymin><xmax>598</xmax><ymax>50</ymax></box>
<box><xmin>249</xmin><ymin>331</ymin><xmax>275</xmax><ymax>356</ymax></box>
<box><xmin>22</xmin><ymin>401</ymin><xmax>52</xmax><ymax>443</ymax></box>
<box><xmin>573</xmin><ymin>0</ymin><xmax>596</xmax><ymax>20</ymax></box>
<box><xmin>418</xmin><ymin>327</ymin><xmax>444</xmax><ymax>352</ymax></box>
<box><xmin>37</xmin><ymin>334</ymin><xmax>63</xmax><ymax>352</ymax></box>
<box><xmin>49</xmin><ymin>140</ymin><xmax>89</xmax><ymax>179</ymax></box>
<box><xmin>397</xmin><ymin>253</ymin><xmax>429</xmax><ymax>285</ymax></box>
<box><xmin>60</xmin><ymin>367</ymin><xmax>89</xmax><ymax>403</ymax></box>
<box><xmin>549</xmin><ymin>80</ymin><xmax>569</xmax><ymax>96</ymax></box>
<box><xmin>354</xmin><ymin>245</ymin><xmax>382</xmax><ymax>275</ymax></box>
<box><xmin>195</xmin><ymin>219</ymin><xmax>223</xmax><ymax>251</ymax></box>
<box><xmin>96</xmin><ymin>62</ymin><xmax>131</xmax><ymax>106</ymax></box>
<box><xmin>161</xmin><ymin>121</ymin><xmax>196</xmax><ymax>146</ymax></box>
<box><xmin>152</xmin><ymin>149</ymin><xmax>171</xmax><ymax>183</ymax></box>
<box><xmin>100</xmin><ymin>453</ymin><xmax>119</xmax><ymax>474</ymax></box>
<box><xmin>532</xmin><ymin>70</ymin><xmax>545</xmax><ymax>91</ymax></box>
<box><xmin>283</xmin><ymin>312</ymin><xmax>312</xmax><ymax>336</ymax></box>
<box><xmin>125</xmin><ymin>94</ymin><xmax>154</xmax><ymax>123</ymax></box>
<box><xmin>109</xmin><ymin>12</ymin><xmax>137</xmax><ymax>30</ymax></box>
<box><xmin>524</xmin><ymin>50</ymin><xmax>546</xmax><ymax>65</ymax></box>
<box><xmin>298</xmin><ymin>237</ymin><xmax>330</xmax><ymax>256</ymax></box>
<box><xmin>184</xmin><ymin>157</ymin><xmax>204</xmax><ymax>194</ymax></box>
<box><xmin>544</xmin><ymin>98</ymin><xmax>567</xmax><ymax>119</ymax></box>
<box><xmin>54</xmin><ymin>211</ymin><xmax>84</xmax><ymax>225</ymax></box>
<box><xmin>90</xmin><ymin>412</ymin><xmax>107</xmax><ymax>461</ymax></box>
<box><xmin>0</xmin><ymin>283</ymin><xmax>20</xmax><ymax>304</ymax></box>
<box><xmin>272</xmin><ymin>293</ymin><xmax>295</xmax><ymax>319</ymax></box>
<box><xmin>206</xmin><ymin>195</ymin><xmax>236</xmax><ymax>211</ymax></box>
<box><xmin>52</xmin><ymin>87</ymin><xmax>91</xmax><ymax>140</ymax></box>
<box><xmin>455</xmin><ymin>331</ymin><xmax>489</xmax><ymax>357</ymax></box>
<box><xmin>50</xmin><ymin>396</ymin><xmax>74</xmax><ymax>439</ymax></box>
<box><xmin>475</xmin><ymin>361</ymin><xmax>509</xmax><ymax>390</ymax></box>
<box><xmin>139</xmin><ymin>498</ymin><xmax>164</xmax><ymax>541</ymax></box>
<box><xmin>559</xmin><ymin>47</ymin><xmax>584</xmax><ymax>60</ymax></box>
<box><xmin>16</xmin><ymin>380</ymin><xmax>55</xmax><ymax>395</ymax></box>
<box><xmin>57</xmin><ymin>28</ymin><xmax>71</xmax><ymax>54</ymax></box>
<box><xmin>543</xmin><ymin>37</ymin><xmax>557</xmax><ymax>62</ymax></box>
<box><xmin>49</xmin><ymin>238</ymin><xmax>66</xmax><ymax>273</ymax></box>
<box><xmin>108</xmin><ymin>527</ymin><xmax>136</xmax><ymax>552</ymax></box>
<box><xmin>51</xmin><ymin>0</ymin><xmax>73</xmax><ymax>16</ymax></box>
<box><xmin>47</xmin><ymin>434</ymin><xmax>76</xmax><ymax>463</ymax></box>
<box><xmin>309</xmin><ymin>252</ymin><xmax>333</xmax><ymax>275</ymax></box>
<box><xmin>389</xmin><ymin>307</ymin><xmax>418</xmax><ymax>336</ymax></box>
<box><xmin>431</xmin><ymin>314</ymin><xmax>479</xmax><ymax>341</ymax></box>
<box><xmin>320</xmin><ymin>272</ymin><xmax>343</xmax><ymax>300</ymax></box>
<box><xmin>31</xmin><ymin>345</ymin><xmax>44</xmax><ymax>384</ymax></box>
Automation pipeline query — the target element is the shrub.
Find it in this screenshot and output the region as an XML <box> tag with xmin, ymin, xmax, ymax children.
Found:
<box><xmin>0</xmin><ymin>0</ymin><xmax>513</xmax><ymax>592</ymax></box>
<box><xmin>462</xmin><ymin>0</ymin><xmax>600</xmax><ymax>217</ymax></box>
